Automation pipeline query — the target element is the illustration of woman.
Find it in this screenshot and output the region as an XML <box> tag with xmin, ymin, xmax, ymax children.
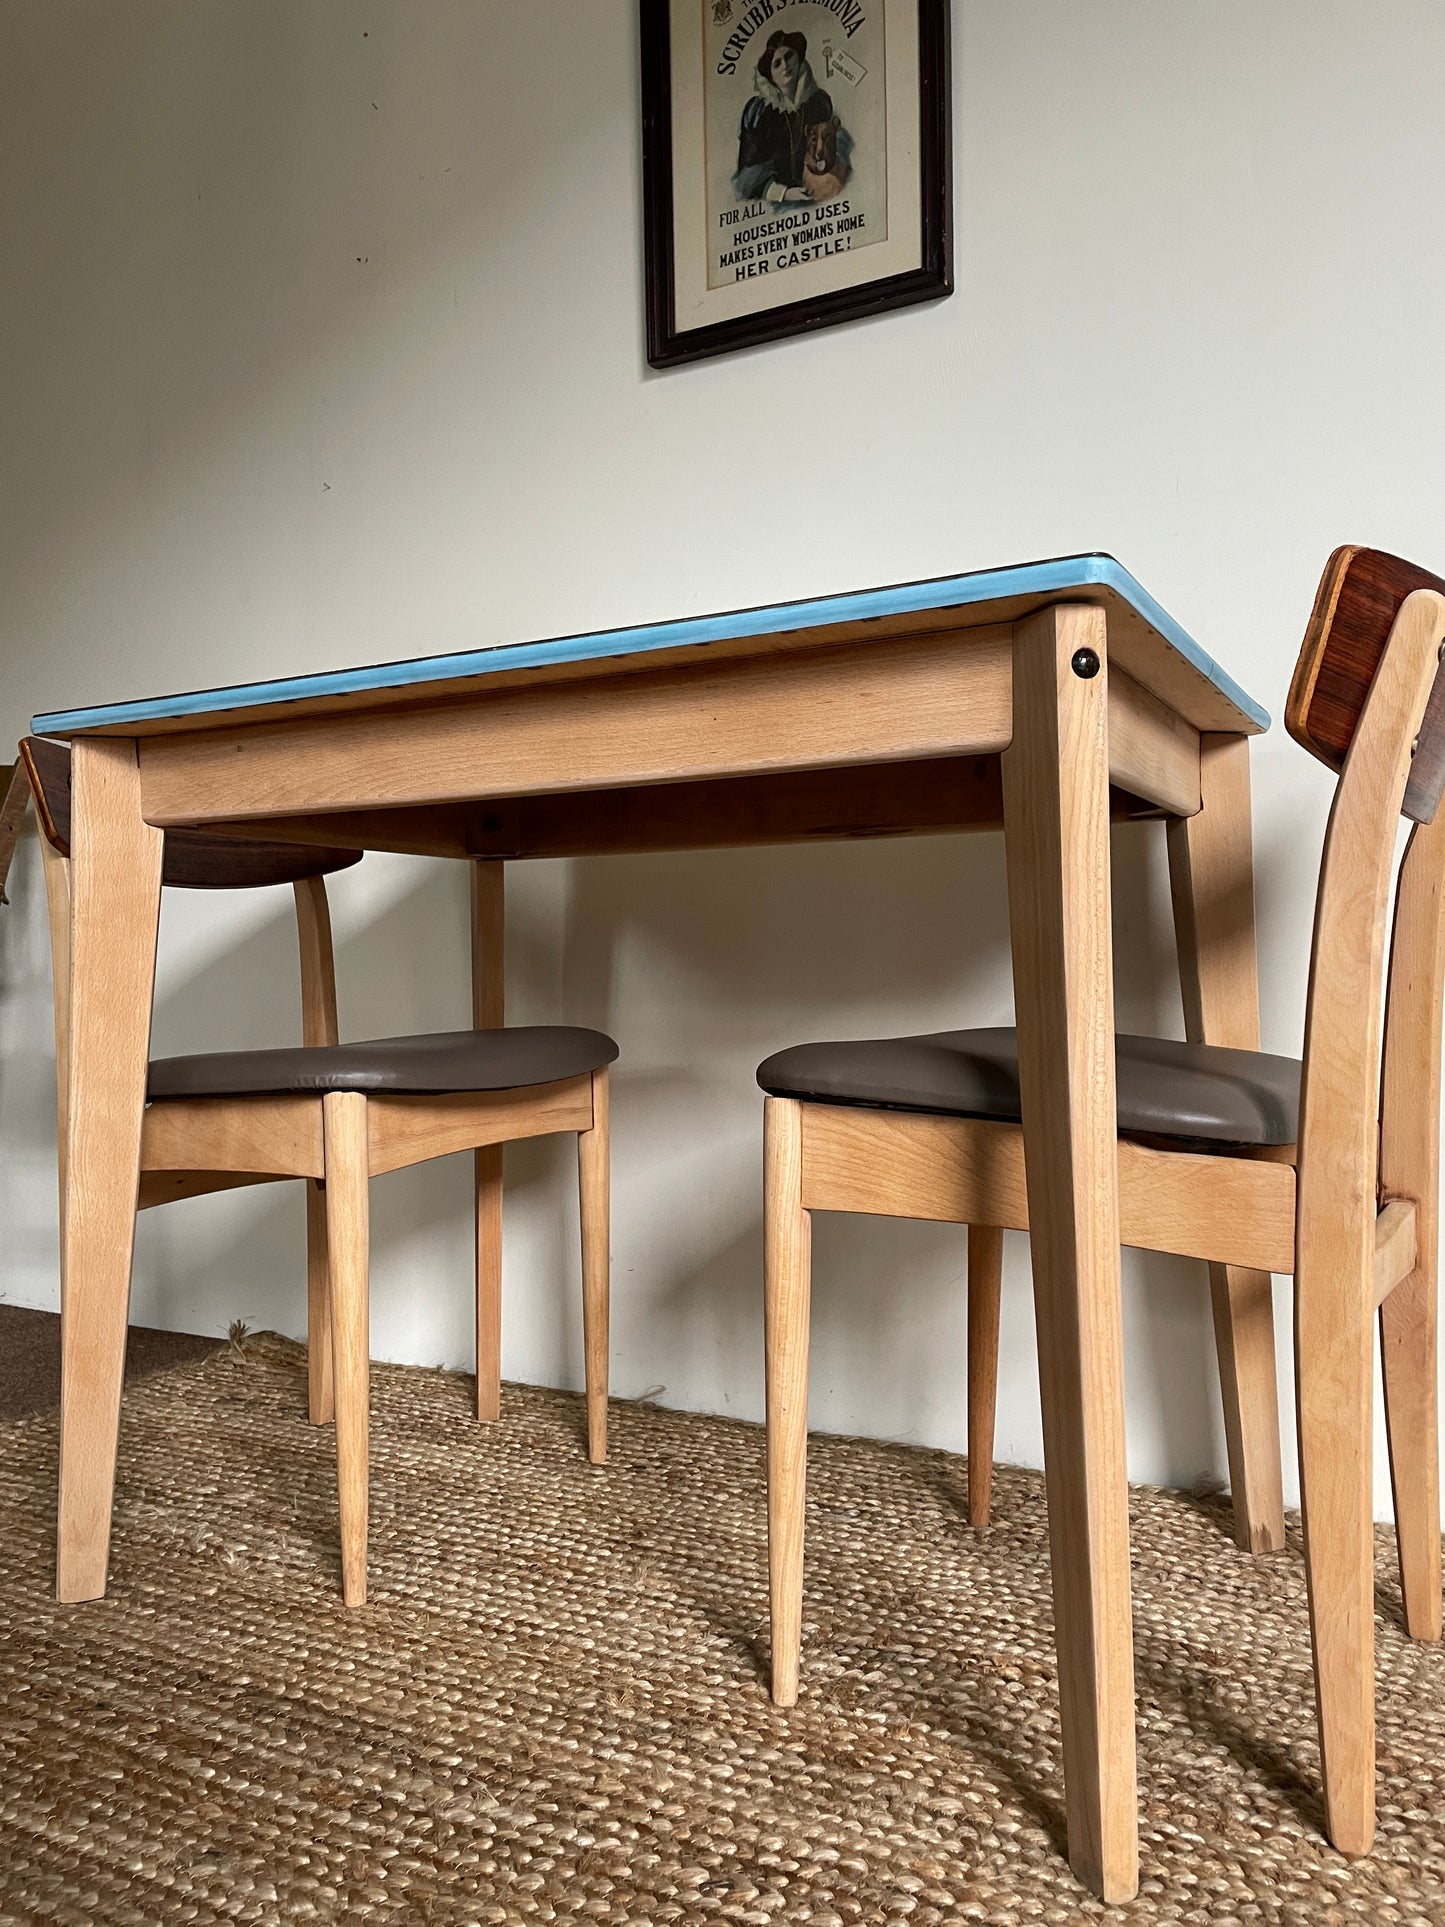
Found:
<box><xmin>732</xmin><ymin>30</ymin><xmax>849</xmax><ymax>205</ymax></box>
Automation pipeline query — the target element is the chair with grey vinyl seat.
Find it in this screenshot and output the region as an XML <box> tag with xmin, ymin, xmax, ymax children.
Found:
<box><xmin>20</xmin><ymin>734</ymin><xmax>616</xmax><ymax>1608</ymax></box>
<box><xmin>756</xmin><ymin>1024</ymin><xmax>1301</xmax><ymax>1547</ymax></box>
<box><xmin>756</xmin><ymin>548</ymin><xmax>1445</xmax><ymax>1866</ymax></box>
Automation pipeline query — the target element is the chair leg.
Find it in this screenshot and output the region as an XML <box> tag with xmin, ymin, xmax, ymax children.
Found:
<box><xmin>1381</xmin><ymin>1264</ymin><xmax>1442</xmax><ymax>1641</ymax></box>
<box><xmin>306</xmin><ymin>1179</ymin><xmax>334</xmax><ymax>1425</ymax></box>
<box><xmin>765</xmin><ymin>1096</ymin><xmax>811</xmax><ymax>1708</ymax></box>
<box><xmin>1296</xmin><ymin>1275</ymin><xmax>1376</xmax><ymax>1856</ymax></box>
<box><xmin>967</xmin><ymin>1225</ymin><xmax>1003</xmax><ymax>1527</ymax></box>
<box><xmin>475</xmin><ymin>1145</ymin><xmax>503</xmax><ymax>1422</ymax></box>
<box><xmin>324</xmin><ymin>1092</ymin><xmax>370</xmax><ymax>1608</ymax></box>
<box><xmin>578</xmin><ymin>1069</ymin><xmax>610</xmax><ymax>1465</ymax></box>
<box><xmin>1209</xmin><ymin>1262</ymin><xmax>1286</xmax><ymax>1553</ymax></box>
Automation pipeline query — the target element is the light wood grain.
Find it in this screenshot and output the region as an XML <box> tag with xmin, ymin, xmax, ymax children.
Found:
<box><xmin>324</xmin><ymin>1091</ymin><xmax>370</xmax><ymax>1609</ymax></box>
<box><xmin>193</xmin><ymin>760</ymin><xmax>1172</xmax><ymax>864</ymax></box>
<box><xmin>141</xmin><ymin>1096</ymin><xmax>324</xmax><ymax>1178</ymax></box>
<box><xmin>799</xmin><ymin>1105</ymin><xmax>1297</xmax><ymax>1274</ymax></box>
<box><xmin>1294</xmin><ymin>585</ymin><xmax>1445</xmax><ymax>1856</ymax></box>
<box><xmin>578</xmin><ymin>1068</ymin><xmax>610</xmax><ymax>1465</ymax></box>
<box><xmin>1107</xmin><ymin>667</ymin><xmax>1201</xmax><ymax>817</ymax></box>
<box><xmin>306</xmin><ymin>1173</ymin><xmax>334</xmax><ymax>1427</ymax></box>
<box><xmin>472</xmin><ymin>860</ymin><xmax>505</xmax><ymax>1423</ymax></box>
<box><xmin>136</xmin><ymin>1169</ymin><xmax>285</xmax><ymax>1209</ymax></box>
<box><xmin>294</xmin><ymin>876</ymin><xmax>340</xmax><ymax>1049</ymax></box>
<box><xmin>765</xmin><ymin>1096</ymin><xmax>811</xmax><ymax>1710</ymax></box>
<box><xmin>56</xmin><ymin>740</ymin><xmax>164</xmax><ymax>1603</ymax></box>
<box><xmin>1002</xmin><ymin>602</ymin><xmax>1138</xmax><ymax>1903</ymax></box>
<box><xmin>1379</xmin><ymin>810</ymin><xmax>1445</xmax><ymax>1641</ymax></box>
<box><xmin>1168</xmin><ymin>732</ymin><xmax>1285</xmax><ymax>1555</ymax></box>
<box><xmin>137</xmin><ymin>632</ymin><xmax>1207</xmax><ymax>832</ymax></box>
<box><xmin>1372</xmin><ymin>1202</ymin><xmax>1419</xmax><ymax>1310</ymax></box>
<box><xmin>365</xmin><ymin>1078</ymin><xmax>593</xmax><ymax>1177</ymax></box>
<box><xmin>136</xmin><ymin>630</ymin><xmax>1016</xmax><ymax>825</ymax></box>
<box><xmin>967</xmin><ymin>1224</ymin><xmax>1003</xmax><ymax>1529</ymax></box>
<box><xmin>802</xmin><ymin>1106</ymin><xmax>1027</xmax><ymax>1222</ymax></box>
<box><xmin>1168</xmin><ymin>735</ymin><xmax>1263</xmax><ymax>1040</ymax></box>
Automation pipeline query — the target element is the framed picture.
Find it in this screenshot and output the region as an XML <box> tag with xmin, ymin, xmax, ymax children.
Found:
<box><xmin>641</xmin><ymin>0</ymin><xmax>951</xmax><ymax>368</ymax></box>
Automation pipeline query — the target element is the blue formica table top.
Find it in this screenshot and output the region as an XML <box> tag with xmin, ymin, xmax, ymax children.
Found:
<box><xmin>33</xmin><ymin>553</ymin><xmax>1269</xmax><ymax>738</ymax></box>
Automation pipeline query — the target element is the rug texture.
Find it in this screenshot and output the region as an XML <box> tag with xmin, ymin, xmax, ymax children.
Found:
<box><xmin>0</xmin><ymin>1305</ymin><xmax>218</xmax><ymax>1422</ymax></box>
<box><xmin>0</xmin><ymin>1333</ymin><xmax>1442</xmax><ymax>1925</ymax></box>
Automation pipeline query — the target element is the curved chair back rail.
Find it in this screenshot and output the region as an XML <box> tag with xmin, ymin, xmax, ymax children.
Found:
<box><xmin>19</xmin><ymin>735</ymin><xmax>362</xmax><ymax>888</ymax></box>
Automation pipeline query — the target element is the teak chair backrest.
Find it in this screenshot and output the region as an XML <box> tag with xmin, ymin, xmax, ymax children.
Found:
<box><xmin>1288</xmin><ymin>548</ymin><xmax>1445</xmax><ymax>818</ymax></box>
<box><xmin>1286</xmin><ymin>554</ymin><xmax>1445</xmax><ymax>1269</ymax></box>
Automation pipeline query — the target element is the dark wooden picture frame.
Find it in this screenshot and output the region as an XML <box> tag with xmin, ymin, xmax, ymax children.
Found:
<box><xmin>641</xmin><ymin>0</ymin><xmax>952</xmax><ymax>368</ymax></box>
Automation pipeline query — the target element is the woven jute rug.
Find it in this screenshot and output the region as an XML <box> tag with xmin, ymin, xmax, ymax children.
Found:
<box><xmin>0</xmin><ymin>1334</ymin><xmax>1442</xmax><ymax>1924</ymax></box>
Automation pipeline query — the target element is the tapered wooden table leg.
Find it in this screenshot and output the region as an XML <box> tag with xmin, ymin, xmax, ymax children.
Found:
<box><xmin>56</xmin><ymin>739</ymin><xmax>164</xmax><ymax>1603</ymax></box>
<box><xmin>1167</xmin><ymin>733</ymin><xmax>1285</xmax><ymax>1553</ymax></box>
<box><xmin>1003</xmin><ymin>603</ymin><xmax>1139</xmax><ymax>1904</ymax></box>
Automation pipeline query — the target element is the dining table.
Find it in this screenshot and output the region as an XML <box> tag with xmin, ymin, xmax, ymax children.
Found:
<box><xmin>32</xmin><ymin>551</ymin><xmax>1272</xmax><ymax>1903</ymax></box>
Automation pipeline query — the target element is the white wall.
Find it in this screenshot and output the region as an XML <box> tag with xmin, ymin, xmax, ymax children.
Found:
<box><xmin>3</xmin><ymin>0</ymin><xmax>1443</xmax><ymax>1519</ymax></box>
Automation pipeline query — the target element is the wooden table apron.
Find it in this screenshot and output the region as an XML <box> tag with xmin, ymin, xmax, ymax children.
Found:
<box><xmin>54</xmin><ymin>596</ymin><xmax>1265</xmax><ymax>1904</ymax></box>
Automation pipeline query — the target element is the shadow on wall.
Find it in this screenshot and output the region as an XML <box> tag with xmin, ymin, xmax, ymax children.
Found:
<box><xmin>131</xmin><ymin>855</ymin><xmax>604</xmax><ymax>1363</ymax></box>
<box><xmin>139</xmin><ymin>861</ymin><xmax>489</xmax><ymax>1349</ymax></box>
<box><xmin>4</xmin><ymin>802</ymin><xmax>1224</xmax><ymax>1485</ymax></box>
<box><xmin>516</xmin><ymin>819</ymin><xmax>1225</xmax><ymax>1482</ymax></box>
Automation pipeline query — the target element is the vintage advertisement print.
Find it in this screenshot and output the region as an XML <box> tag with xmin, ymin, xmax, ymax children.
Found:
<box><xmin>705</xmin><ymin>0</ymin><xmax>887</xmax><ymax>292</ymax></box>
<box><xmin>642</xmin><ymin>0</ymin><xmax>950</xmax><ymax>365</ymax></box>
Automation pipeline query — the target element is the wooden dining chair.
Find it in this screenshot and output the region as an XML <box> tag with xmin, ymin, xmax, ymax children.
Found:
<box><xmin>20</xmin><ymin>734</ymin><xmax>615</xmax><ymax>1607</ymax></box>
<box><xmin>757</xmin><ymin>548</ymin><xmax>1445</xmax><ymax>1863</ymax></box>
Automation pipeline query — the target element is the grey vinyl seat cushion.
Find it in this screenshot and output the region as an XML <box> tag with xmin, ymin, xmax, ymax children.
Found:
<box><xmin>757</xmin><ymin>1026</ymin><xmax>1301</xmax><ymax>1148</ymax></box>
<box><xmin>147</xmin><ymin>1027</ymin><xmax>618</xmax><ymax>1102</ymax></box>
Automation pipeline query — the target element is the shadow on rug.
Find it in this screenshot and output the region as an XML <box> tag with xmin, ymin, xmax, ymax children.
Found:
<box><xmin>0</xmin><ymin>1333</ymin><xmax>1440</xmax><ymax>1923</ymax></box>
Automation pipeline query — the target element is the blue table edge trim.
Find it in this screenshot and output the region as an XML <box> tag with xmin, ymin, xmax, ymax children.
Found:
<box><xmin>32</xmin><ymin>553</ymin><xmax>1271</xmax><ymax>736</ymax></box>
